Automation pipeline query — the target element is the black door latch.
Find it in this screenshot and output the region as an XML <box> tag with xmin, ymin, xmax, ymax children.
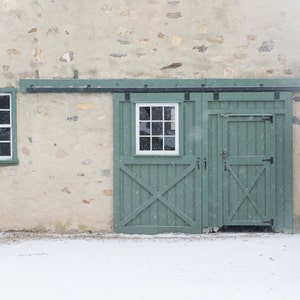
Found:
<box><xmin>262</xmin><ymin>157</ymin><xmax>274</xmax><ymax>164</ymax></box>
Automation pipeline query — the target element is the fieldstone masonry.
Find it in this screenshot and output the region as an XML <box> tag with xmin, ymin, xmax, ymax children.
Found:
<box><xmin>0</xmin><ymin>0</ymin><xmax>300</xmax><ymax>232</ymax></box>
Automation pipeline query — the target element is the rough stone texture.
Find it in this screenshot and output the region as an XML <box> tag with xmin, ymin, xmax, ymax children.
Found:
<box><xmin>258</xmin><ymin>41</ymin><xmax>275</xmax><ymax>52</ymax></box>
<box><xmin>193</xmin><ymin>45</ymin><xmax>208</xmax><ymax>53</ymax></box>
<box><xmin>0</xmin><ymin>0</ymin><xmax>300</xmax><ymax>232</ymax></box>
<box><xmin>0</xmin><ymin>0</ymin><xmax>299</xmax><ymax>80</ymax></box>
<box><xmin>167</xmin><ymin>12</ymin><xmax>182</xmax><ymax>19</ymax></box>
<box><xmin>0</xmin><ymin>93</ymin><xmax>113</xmax><ymax>232</ymax></box>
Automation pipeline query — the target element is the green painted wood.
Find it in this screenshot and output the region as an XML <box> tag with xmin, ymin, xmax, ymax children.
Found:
<box><xmin>114</xmin><ymin>93</ymin><xmax>202</xmax><ymax>234</ymax></box>
<box><xmin>274</xmin><ymin>92</ymin><xmax>293</xmax><ymax>232</ymax></box>
<box><xmin>20</xmin><ymin>79</ymin><xmax>209</xmax><ymax>93</ymax></box>
<box><xmin>200</xmin><ymin>93</ymin><xmax>209</xmax><ymax>229</ymax></box>
<box><xmin>20</xmin><ymin>78</ymin><xmax>300</xmax><ymax>94</ymax></box>
<box><xmin>206</xmin><ymin>78</ymin><xmax>300</xmax><ymax>88</ymax></box>
<box><xmin>205</xmin><ymin>90</ymin><xmax>292</xmax><ymax>232</ymax></box>
<box><xmin>221</xmin><ymin>115</ymin><xmax>274</xmax><ymax>225</ymax></box>
<box><xmin>113</xmin><ymin>82</ymin><xmax>293</xmax><ymax>234</ymax></box>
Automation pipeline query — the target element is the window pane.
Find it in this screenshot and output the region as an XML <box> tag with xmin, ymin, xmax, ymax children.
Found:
<box><xmin>0</xmin><ymin>143</ymin><xmax>11</xmax><ymax>156</ymax></box>
<box><xmin>152</xmin><ymin>107</ymin><xmax>162</xmax><ymax>120</ymax></box>
<box><xmin>152</xmin><ymin>122</ymin><xmax>162</xmax><ymax>135</ymax></box>
<box><xmin>152</xmin><ymin>137</ymin><xmax>163</xmax><ymax>150</ymax></box>
<box><xmin>140</xmin><ymin>137</ymin><xmax>150</xmax><ymax>150</ymax></box>
<box><xmin>0</xmin><ymin>128</ymin><xmax>10</xmax><ymax>141</ymax></box>
<box><xmin>164</xmin><ymin>137</ymin><xmax>175</xmax><ymax>150</ymax></box>
<box><xmin>140</xmin><ymin>107</ymin><xmax>150</xmax><ymax>120</ymax></box>
<box><xmin>136</xmin><ymin>103</ymin><xmax>178</xmax><ymax>155</ymax></box>
<box><xmin>164</xmin><ymin>107</ymin><xmax>175</xmax><ymax>120</ymax></box>
<box><xmin>0</xmin><ymin>95</ymin><xmax>10</xmax><ymax>109</ymax></box>
<box><xmin>0</xmin><ymin>111</ymin><xmax>10</xmax><ymax>124</ymax></box>
<box><xmin>140</xmin><ymin>122</ymin><xmax>150</xmax><ymax>135</ymax></box>
<box><xmin>165</xmin><ymin>122</ymin><xmax>175</xmax><ymax>135</ymax></box>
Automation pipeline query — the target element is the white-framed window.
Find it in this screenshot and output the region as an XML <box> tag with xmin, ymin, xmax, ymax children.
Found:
<box><xmin>136</xmin><ymin>103</ymin><xmax>179</xmax><ymax>155</ymax></box>
<box><xmin>0</xmin><ymin>91</ymin><xmax>17</xmax><ymax>163</ymax></box>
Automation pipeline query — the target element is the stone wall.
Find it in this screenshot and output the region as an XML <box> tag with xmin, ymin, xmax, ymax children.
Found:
<box><xmin>1</xmin><ymin>93</ymin><xmax>113</xmax><ymax>232</ymax></box>
<box><xmin>2</xmin><ymin>0</ymin><xmax>300</xmax><ymax>82</ymax></box>
<box><xmin>1</xmin><ymin>0</ymin><xmax>300</xmax><ymax>232</ymax></box>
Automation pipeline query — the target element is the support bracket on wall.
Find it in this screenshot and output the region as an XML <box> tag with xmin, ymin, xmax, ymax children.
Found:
<box><xmin>125</xmin><ymin>91</ymin><xmax>130</xmax><ymax>101</ymax></box>
<box><xmin>184</xmin><ymin>91</ymin><xmax>190</xmax><ymax>101</ymax></box>
<box><xmin>274</xmin><ymin>90</ymin><xmax>280</xmax><ymax>100</ymax></box>
<box><xmin>213</xmin><ymin>91</ymin><xmax>219</xmax><ymax>100</ymax></box>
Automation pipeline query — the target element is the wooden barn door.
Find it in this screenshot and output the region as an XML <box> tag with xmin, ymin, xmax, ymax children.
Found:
<box><xmin>114</xmin><ymin>93</ymin><xmax>202</xmax><ymax>234</ymax></box>
<box><xmin>220</xmin><ymin>114</ymin><xmax>275</xmax><ymax>226</ymax></box>
<box><xmin>114</xmin><ymin>86</ymin><xmax>291</xmax><ymax>233</ymax></box>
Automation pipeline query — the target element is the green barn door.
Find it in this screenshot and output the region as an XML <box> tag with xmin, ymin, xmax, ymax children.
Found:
<box><xmin>114</xmin><ymin>93</ymin><xmax>202</xmax><ymax>234</ymax></box>
<box><xmin>220</xmin><ymin>115</ymin><xmax>275</xmax><ymax>226</ymax></box>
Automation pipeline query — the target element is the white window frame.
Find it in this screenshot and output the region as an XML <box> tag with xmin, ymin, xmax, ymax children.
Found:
<box><xmin>136</xmin><ymin>103</ymin><xmax>179</xmax><ymax>155</ymax></box>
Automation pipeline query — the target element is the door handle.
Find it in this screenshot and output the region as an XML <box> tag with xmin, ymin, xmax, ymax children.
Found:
<box><xmin>203</xmin><ymin>157</ymin><xmax>207</xmax><ymax>170</ymax></box>
<box><xmin>197</xmin><ymin>157</ymin><xmax>200</xmax><ymax>169</ymax></box>
<box><xmin>224</xmin><ymin>161</ymin><xmax>227</xmax><ymax>171</ymax></box>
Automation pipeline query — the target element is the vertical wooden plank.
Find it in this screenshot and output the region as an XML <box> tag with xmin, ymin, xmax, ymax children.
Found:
<box><xmin>248</xmin><ymin>120</ymin><xmax>256</xmax><ymax>220</ymax></box>
<box><xmin>183</xmin><ymin>100</ymin><xmax>196</xmax><ymax>226</ymax></box>
<box><xmin>218</xmin><ymin>112</ymin><xmax>225</xmax><ymax>227</ymax></box>
<box><xmin>148</xmin><ymin>164</ymin><xmax>157</xmax><ymax>226</ymax></box>
<box><xmin>267</xmin><ymin>116</ymin><xmax>275</xmax><ymax>224</ymax></box>
<box><xmin>209</xmin><ymin>112</ymin><xmax>221</xmax><ymax>228</ymax></box>
<box><xmin>127</xmin><ymin>101</ymin><xmax>135</xmax><ymax>223</ymax></box>
<box><xmin>113</xmin><ymin>94</ymin><xmax>122</xmax><ymax>231</ymax></box>
<box><xmin>201</xmin><ymin>93</ymin><xmax>208</xmax><ymax>229</ymax></box>
<box><xmin>281</xmin><ymin>92</ymin><xmax>293</xmax><ymax>232</ymax></box>
<box><xmin>166</xmin><ymin>164</ymin><xmax>176</xmax><ymax>226</ymax></box>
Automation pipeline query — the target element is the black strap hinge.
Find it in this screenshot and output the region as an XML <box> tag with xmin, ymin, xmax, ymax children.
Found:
<box><xmin>262</xmin><ymin>116</ymin><xmax>273</xmax><ymax>123</ymax></box>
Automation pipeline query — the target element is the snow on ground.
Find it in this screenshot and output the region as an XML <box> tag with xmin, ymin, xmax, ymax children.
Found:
<box><xmin>0</xmin><ymin>232</ymin><xmax>299</xmax><ymax>300</ymax></box>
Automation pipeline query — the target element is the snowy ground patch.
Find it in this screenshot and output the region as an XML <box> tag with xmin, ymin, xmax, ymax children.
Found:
<box><xmin>0</xmin><ymin>232</ymin><xmax>299</xmax><ymax>300</ymax></box>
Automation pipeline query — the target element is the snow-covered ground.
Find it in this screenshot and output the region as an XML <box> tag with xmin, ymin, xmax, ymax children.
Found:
<box><xmin>0</xmin><ymin>232</ymin><xmax>299</xmax><ymax>300</ymax></box>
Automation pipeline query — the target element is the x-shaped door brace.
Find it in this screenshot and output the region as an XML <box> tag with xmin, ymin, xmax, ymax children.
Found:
<box><xmin>226</xmin><ymin>164</ymin><xmax>266</xmax><ymax>221</ymax></box>
<box><xmin>119</xmin><ymin>163</ymin><xmax>196</xmax><ymax>227</ymax></box>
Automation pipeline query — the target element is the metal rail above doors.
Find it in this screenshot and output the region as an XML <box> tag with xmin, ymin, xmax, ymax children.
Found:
<box><xmin>19</xmin><ymin>77</ymin><xmax>300</xmax><ymax>100</ymax></box>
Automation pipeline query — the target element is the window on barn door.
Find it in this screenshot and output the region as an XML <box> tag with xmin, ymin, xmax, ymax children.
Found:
<box><xmin>0</xmin><ymin>91</ymin><xmax>18</xmax><ymax>163</ymax></box>
<box><xmin>136</xmin><ymin>103</ymin><xmax>179</xmax><ymax>155</ymax></box>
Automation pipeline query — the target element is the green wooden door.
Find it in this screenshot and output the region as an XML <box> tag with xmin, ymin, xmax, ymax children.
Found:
<box><xmin>220</xmin><ymin>115</ymin><xmax>275</xmax><ymax>226</ymax></box>
<box><xmin>114</xmin><ymin>85</ymin><xmax>292</xmax><ymax>234</ymax></box>
<box><xmin>114</xmin><ymin>93</ymin><xmax>202</xmax><ymax>234</ymax></box>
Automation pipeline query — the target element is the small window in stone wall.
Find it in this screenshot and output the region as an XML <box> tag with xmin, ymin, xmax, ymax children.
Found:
<box><xmin>136</xmin><ymin>103</ymin><xmax>179</xmax><ymax>155</ymax></box>
<box><xmin>0</xmin><ymin>91</ymin><xmax>18</xmax><ymax>163</ymax></box>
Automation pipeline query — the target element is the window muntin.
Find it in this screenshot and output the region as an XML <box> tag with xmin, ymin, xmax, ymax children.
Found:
<box><xmin>0</xmin><ymin>93</ymin><xmax>13</xmax><ymax>160</ymax></box>
<box><xmin>136</xmin><ymin>103</ymin><xmax>179</xmax><ymax>155</ymax></box>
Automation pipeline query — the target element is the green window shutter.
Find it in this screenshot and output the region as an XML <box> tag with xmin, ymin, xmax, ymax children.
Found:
<box><xmin>0</xmin><ymin>88</ymin><xmax>18</xmax><ymax>164</ymax></box>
